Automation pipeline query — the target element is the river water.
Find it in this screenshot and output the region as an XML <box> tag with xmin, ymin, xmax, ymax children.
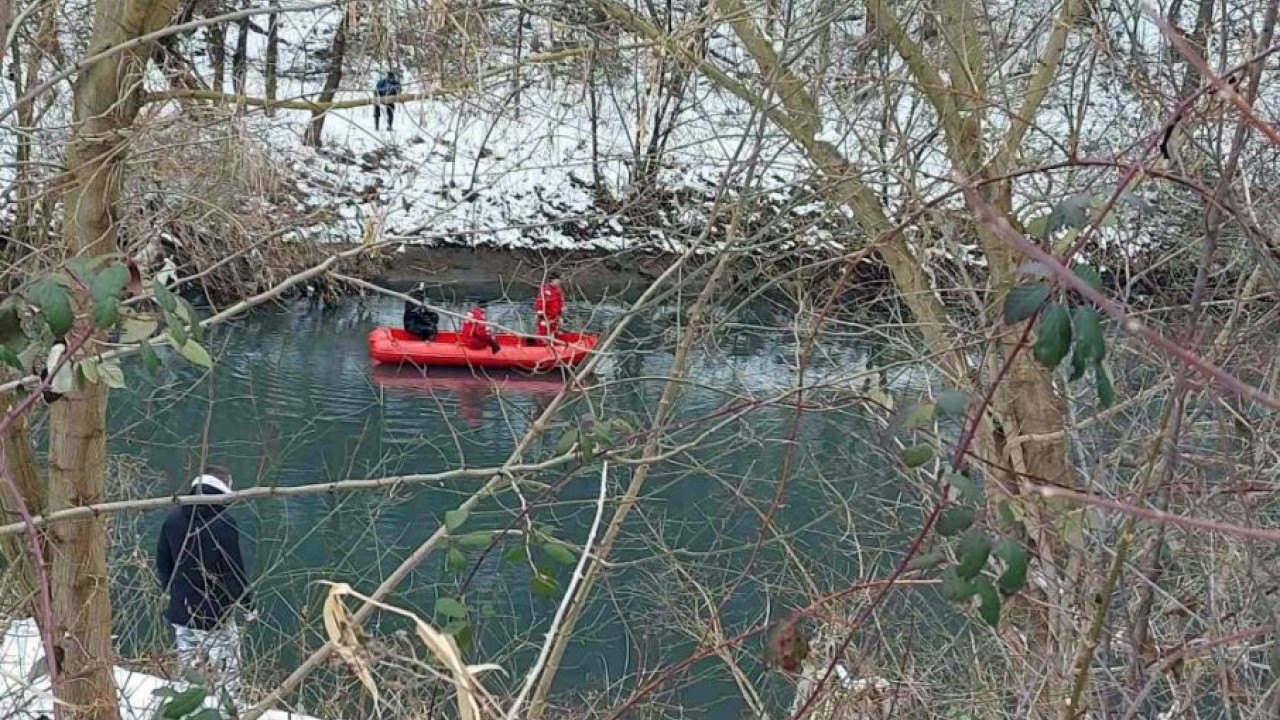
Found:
<box><xmin>103</xmin><ymin>291</ymin><xmax>935</xmax><ymax>718</ymax></box>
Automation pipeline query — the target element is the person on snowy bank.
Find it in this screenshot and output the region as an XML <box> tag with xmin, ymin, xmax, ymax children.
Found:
<box><xmin>156</xmin><ymin>467</ymin><xmax>252</xmax><ymax>706</ymax></box>
<box><xmin>374</xmin><ymin>70</ymin><xmax>401</xmax><ymax>131</ymax></box>
<box><xmin>461</xmin><ymin>303</ymin><xmax>501</xmax><ymax>353</ymax></box>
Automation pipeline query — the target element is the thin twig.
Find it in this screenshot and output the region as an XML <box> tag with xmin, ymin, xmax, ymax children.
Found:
<box><xmin>504</xmin><ymin>461</ymin><xmax>609</xmax><ymax>720</ymax></box>
<box><xmin>1027</xmin><ymin>482</ymin><xmax>1280</xmax><ymax>544</ymax></box>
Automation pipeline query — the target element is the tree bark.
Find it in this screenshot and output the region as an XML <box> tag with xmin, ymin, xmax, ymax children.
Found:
<box><xmin>264</xmin><ymin>0</ymin><xmax>279</xmax><ymax>113</ymax></box>
<box><xmin>7</xmin><ymin>3</ymin><xmax>58</xmax><ymax>260</ymax></box>
<box><xmin>51</xmin><ymin>0</ymin><xmax>180</xmax><ymax>718</ymax></box>
<box><xmin>231</xmin><ymin>0</ymin><xmax>249</xmax><ymax>96</ymax></box>
<box><xmin>207</xmin><ymin>5</ymin><xmax>226</xmax><ymax>91</ymax></box>
<box><xmin>0</xmin><ymin>0</ymin><xmax>11</xmax><ymax>79</ymax></box>
<box><xmin>304</xmin><ymin>12</ymin><xmax>348</xmax><ymax>147</ymax></box>
<box><xmin>0</xmin><ymin>390</ymin><xmax>46</xmax><ymax>609</ymax></box>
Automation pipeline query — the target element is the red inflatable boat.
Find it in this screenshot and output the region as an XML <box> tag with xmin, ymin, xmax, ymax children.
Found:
<box><xmin>367</xmin><ymin>327</ymin><xmax>598</xmax><ymax>372</ymax></box>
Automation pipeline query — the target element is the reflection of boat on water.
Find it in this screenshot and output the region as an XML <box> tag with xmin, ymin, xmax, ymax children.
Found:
<box><xmin>372</xmin><ymin>366</ymin><xmax>567</xmax><ymax>429</ymax></box>
<box><xmin>370</xmin><ymin>365</ymin><xmax>569</xmax><ymax>397</ymax></box>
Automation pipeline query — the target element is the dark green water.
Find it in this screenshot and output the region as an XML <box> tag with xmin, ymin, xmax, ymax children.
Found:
<box><xmin>103</xmin><ymin>292</ymin><xmax>932</xmax><ymax>717</ymax></box>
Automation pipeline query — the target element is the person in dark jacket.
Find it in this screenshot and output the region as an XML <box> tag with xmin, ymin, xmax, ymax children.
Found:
<box><xmin>374</xmin><ymin>70</ymin><xmax>401</xmax><ymax>131</ymax></box>
<box><xmin>156</xmin><ymin>467</ymin><xmax>251</xmax><ymax>706</ymax></box>
<box><xmin>403</xmin><ymin>282</ymin><xmax>439</xmax><ymax>340</ymax></box>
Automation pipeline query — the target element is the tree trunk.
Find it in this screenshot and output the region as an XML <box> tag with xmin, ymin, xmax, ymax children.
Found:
<box><xmin>264</xmin><ymin>0</ymin><xmax>279</xmax><ymax>113</ymax></box>
<box><xmin>513</xmin><ymin>9</ymin><xmax>525</xmax><ymax>118</ymax></box>
<box><xmin>207</xmin><ymin>10</ymin><xmax>225</xmax><ymax>91</ymax></box>
<box><xmin>231</xmin><ymin>0</ymin><xmax>249</xmax><ymax>96</ymax></box>
<box><xmin>0</xmin><ymin>390</ymin><xmax>46</xmax><ymax>610</ymax></box>
<box><xmin>51</xmin><ymin>1</ymin><xmax>180</xmax><ymax>718</ymax></box>
<box><xmin>0</xmin><ymin>0</ymin><xmax>11</xmax><ymax>79</ymax></box>
<box><xmin>304</xmin><ymin>12</ymin><xmax>347</xmax><ymax>147</ymax></box>
<box><xmin>8</xmin><ymin>3</ymin><xmax>58</xmax><ymax>261</ymax></box>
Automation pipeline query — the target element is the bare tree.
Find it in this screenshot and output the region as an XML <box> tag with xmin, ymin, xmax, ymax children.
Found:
<box><xmin>47</xmin><ymin>0</ymin><xmax>181</xmax><ymax>718</ymax></box>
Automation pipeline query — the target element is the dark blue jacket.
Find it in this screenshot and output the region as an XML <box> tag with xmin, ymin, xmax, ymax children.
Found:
<box><xmin>376</xmin><ymin>74</ymin><xmax>401</xmax><ymax>97</ymax></box>
<box><xmin>156</xmin><ymin>482</ymin><xmax>251</xmax><ymax>630</ymax></box>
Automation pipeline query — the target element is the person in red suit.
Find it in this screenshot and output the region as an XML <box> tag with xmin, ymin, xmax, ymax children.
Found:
<box><xmin>533</xmin><ymin>277</ymin><xmax>564</xmax><ymax>342</ymax></box>
<box><xmin>460</xmin><ymin>304</ymin><xmax>501</xmax><ymax>353</ymax></box>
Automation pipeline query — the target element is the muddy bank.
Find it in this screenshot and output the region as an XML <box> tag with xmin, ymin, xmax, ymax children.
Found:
<box><xmin>357</xmin><ymin>245</ymin><xmax>676</xmax><ymax>301</ymax></box>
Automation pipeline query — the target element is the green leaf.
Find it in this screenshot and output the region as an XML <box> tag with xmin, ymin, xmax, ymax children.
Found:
<box><xmin>1003</xmin><ymin>282</ymin><xmax>1049</xmax><ymax>325</ymax></box>
<box><xmin>99</xmin><ymin>358</ymin><xmax>125</xmax><ymax>389</ymax></box>
<box><xmin>903</xmin><ymin>402</ymin><xmax>935</xmax><ymax>430</ymax></box>
<box><xmin>542</xmin><ymin>541</ymin><xmax>577</xmax><ymax>566</ymax></box>
<box><xmin>994</xmin><ymin>539</ymin><xmax>1030</xmax><ymax>595</ymax></box>
<box><xmin>67</xmin><ymin>256</ymin><xmax>106</xmax><ymax>283</ymax></box>
<box><xmin>1032</xmin><ymin>303</ymin><xmax>1072</xmax><ymax>370</ymax></box>
<box><xmin>177</xmin><ymin>297</ymin><xmax>203</xmax><ymax>342</ymax></box>
<box><xmin>79</xmin><ymin>359</ymin><xmax>100</xmax><ymax>384</ymax></box>
<box><xmin>177</xmin><ymin>339</ymin><xmax>213</xmax><ymax>368</ymax></box>
<box><xmin>153</xmin><ymin>278</ymin><xmax>177</xmax><ymax>312</ymax></box>
<box><xmin>972</xmin><ymin>576</ymin><xmax>1002</xmax><ymax>628</ymax></box>
<box><xmin>28</xmin><ymin>277</ymin><xmax>73</xmax><ymax>337</ymax></box>
<box><xmin>935</xmin><ymin>390</ymin><xmax>969</xmax><ymax>418</ymax></box>
<box><xmin>119</xmin><ymin>314</ymin><xmax>159</xmax><ymax>343</ymax></box>
<box><xmin>908</xmin><ymin>550</ymin><xmax>946</xmax><ymax>570</ymax></box>
<box><xmin>159</xmin><ymin>686</ymin><xmax>206</xmax><ymax>719</ymax></box>
<box><xmin>447</xmin><ymin>547</ymin><xmax>467</xmax><ymax>571</ymax></box>
<box><xmin>593</xmin><ymin>425</ymin><xmax>615</xmax><ymax>446</ymax></box>
<box><xmin>901</xmin><ymin>443</ymin><xmax>934</xmax><ymax>468</ymax></box>
<box><xmin>997</xmin><ymin>501</ymin><xmax>1017</xmax><ymax>530</ymax></box>
<box><xmin>188</xmin><ymin>710</ymin><xmax>224</xmax><ymax>720</ymax></box>
<box><xmin>88</xmin><ymin>263</ymin><xmax>131</xmax><ymax>329</ymax></box>
<box><xmin>166</xmin><ymin>313</ymin><xmax>187</xmax><ymax>348</ymax></box>
<box><xmin>1046</xmin><ymin>194</ymin><xmax>1091</xmax><ymax>236</ymax></box>
<box><xmin>554</xmin><ymin>429</ymin><xmax>579</xmax><ymax>455</ymax></box>
<box><xmin>1070</xmin><ymin>308</ymin><xmax>1105</xmax><ymax>380</ymax></box>
<box><xmin>502</xmin><ymin>546</ymin><xmax>525</xmax><ymax>564</ymax></box>
<box><xmin>1024</xmin><ymin>214</ymin><xmax>1049</xmax><ymax>239</ymax></box>
<box><xmin>1095</xmin><ymin>364</ymin><xmax>1115</xmax><ymax>408</ymax></box>
<box><xmin>444</xmin><ymin>508</ymin><xmax>468</xmax><ymax>532</ymax></box>
<box><xmin>956</xmin><ymin>530</ymin><xmax>991</xmax><ymax>580</ymax></box>
<box><xmin>453</xmin><ymin>622</ymin><xmax>474</xmax><ymax>651</ymax></box>
<box><xmin>1072</xmin><ymin>265</ymin><xmax>1103</xmax><ymax>294</ymax></box>
<box><xmin>531</xmin><ymin>570</ymin><xmax>558</xmax><ymax>598</ymax></box>
<box><xmin>580</xmin><ymin>431</ymin><xmax>595</xmax><ymax>463</ymax></box>
<box><xmin>0</xmin><ymin>345</ymin><xmax>23</xmax><ymax>371</ymax></box>
<box><xmin>441</xmin><ymin>619</ymin><xmax>468</xmax><ymax>636</ymax></box>
<box><xmin>940</xmin><ymin>567</ymin><xmax>975</xmax><ymax>602</ymax></box>
<box><xmin>435</xmin><ymin>596</ymin><xmax>467</xmax><ymax>619</ymax></box>
<box><xmin>610</xmin><ymin>418</ymin><xmax>633</xmax><ymax>436</ymax></box>
<box><xmin>0</xmin><ymin>301</ymin><xmax>22</xmax><ymax>347</ymax></box>
<box><xmin>140</xmin><ymin>338</ymin><xmax>161</xmax><ymax>375</ymax></box>
<box><xmin>943</xmin><ymin>472</ymin><xmax>979</xmax><ymax>504</ymax></box>
<box><xmin>936</xmin><ymin>506</ymin><xmax>976</xmax><ymax>536</ymax></box>
<box><xmin>458</xmin><ymin>531</ymin><xmax>493</xmax><ymax>549</ymax></box>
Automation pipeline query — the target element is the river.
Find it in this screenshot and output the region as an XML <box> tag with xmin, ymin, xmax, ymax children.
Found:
<box><xmin>103</xmin><ymin>289</ymin><xmax>935</xmax><ymax>718</ymax></box>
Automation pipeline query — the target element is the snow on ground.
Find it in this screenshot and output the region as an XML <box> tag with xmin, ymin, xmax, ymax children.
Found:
<box><xmin>5</xmin><ymin>2</ymin><xmax>1272</xmax><ymax>262</ymax></box>
<box><xmin>128</xmin><ymin>7</ymin><xmax>823</xmax><ymax>253</ymax></box>
<box><xmin>0</xmin><ymin>618</ymin><xmax>326</xmax><ymax>720</ymax></box>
